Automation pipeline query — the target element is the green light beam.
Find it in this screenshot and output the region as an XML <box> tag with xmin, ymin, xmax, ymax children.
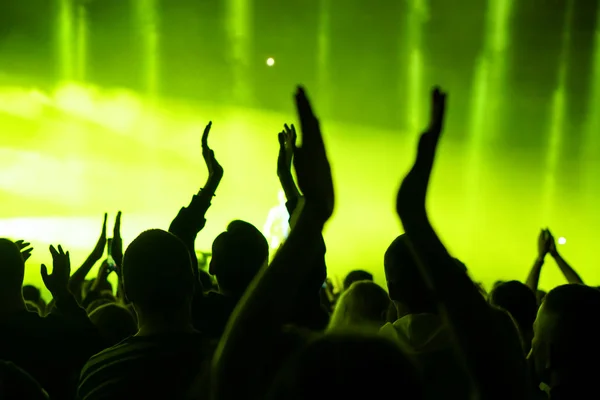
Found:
<box><xmin>317</xmin><ymin>0</ymin><xmax>331</xmax><ymax>110</ymax></box>
<box><xmin>541</xmin><ymin>0</ymin><xmax>574</xmax><ymax>220</ymax></box>
<box><xmin>135</xmin><ymin>0</ymin><xmax>160</xmax><ymax>97</ymax></box>
<box><xmin>75</xmin><ymin>4</ymin><xmax>88</xmax><ymax>82</ymax></box>
<box><xmin>57</xmin><ymin>0</ymin><xmax>74</xmax><ymax>81</ymax></box>
<box><xmin>582</xmin><ymin>4</ymin><xmax>600</xmax><ymax>204</ymax></box>
<box><xmin>405</xmin><ymin>0</ymin><xmax>427</xmax><ymax>132</ymax></box>
<box><xmin>465</xmin><ymin>0</ymin><xmax>513</xmax><ymax>240</ymax></box>
<box><xmin>226</xmin><ymin>0</ymin><xmax>252</xmax><ymax>104</ymax></box>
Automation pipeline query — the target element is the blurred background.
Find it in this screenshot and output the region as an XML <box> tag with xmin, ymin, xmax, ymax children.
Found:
<box><xmin>1</xmin><ymin>0</ymin><xmax>599</xmax><ymax>294</ymax></box>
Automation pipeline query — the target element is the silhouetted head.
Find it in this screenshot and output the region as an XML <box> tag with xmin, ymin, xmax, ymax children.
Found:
<box><xmin>489</xmin><ymin>281</ymin><xmax>537</xmax><ymax>352</ymax></box>
<box><xmin>25</xmin><ymin>301</ymin><xmax>41</xmax><ymax>314</ymax></box>
<box><xmin>530</xmin><ymin>284</ymin><xmax>600</xmax><ymax>391</ymax></box>
<box><xmin>0</xmin><ymin>239</ymin><xmax>25</xmax><ymax>299</ymax></box>
<box><xmin>122</xmin><ymin>230</ymin><xmax>194</xmax><ymax>314</ymax></box>
<box><xmin>22</xmin><ymin>285</ymin><xmax>41</xmax><ymax>303</ymax></box>
<box><xmin>266</xmin><ymin>332</ymin><xmax>424</xmax><ymax>400</ymax></box>
<box><xmin>343</xmin><ymin>270</ymin><xmax>373</xmax><ymax>291</ymax></box>
<box><xmin>0</xmin><ymin>361</ymin><xmax>49</xmax><ymax>400</ymax></box>
<box><xmin>209</xmin><ymin>221</ymin><xmax>268</xmax><ymax>296</ymax></box>
<box><xmin>328</xmin><ymin>281</ymin><xmax>392</xmax><ymax>332</ymax></box>
<box><xmin>85</xmin><ymin>294</ymin><xmax>117</xmax><ymax>315</ymax></box>
<box><xmin>384</xmin><ymin>235</ymin><xmax>436</xmax><ymax>315</ymax></box>
<box><xmin>89</xmin><ymin>303</ymin><xmax>137</xmax><ymax>347</ymax></box>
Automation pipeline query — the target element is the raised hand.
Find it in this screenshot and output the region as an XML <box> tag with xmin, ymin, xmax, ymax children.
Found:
<box><xmin>546</xmin><ymin>228</ymin><xmax>558</xmax><ymax>256</ymax></box>
<box><xmin>293</xmin><ymin>87</ymin><xmax>334</xmax><ymax>223</ymax></box>
<box><xmin>537</xmin><ymin>229</ymin><xmax>551</xmax><ymax>259</ymax></box>
<box><xmin>277</xmin><ymin>124</ymin><xmax>296</xmax><ymax>177</ymax></box>
<box><xmin>397</xmin><ymin>87</ymin><xmax>447</xmax><ymax>214</ymax></box>
<box><xmin>202</xmin><ymin>121</ymin><xmax>224</xmax><ymax>192</ymax></box>
<box><xmin>90</xmin><ymin>213</ymin><xmax>108</xmax><ymax>261</ymax></box>
<box><xmin>15</xmin><ymin>240</ymin><xmax>33</xmax><ymax>262</ymax></box>
<box><xmin>111</xmin><ymin>211</ymin><xmax>123</xmax><ymax>269</ymax></box>
<box><xmin>41</xmin><ymin>245</ymin><xmax>71</xmax><ymax>298</ymax></box>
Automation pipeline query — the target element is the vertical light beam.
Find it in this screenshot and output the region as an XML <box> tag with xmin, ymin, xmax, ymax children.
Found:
<box><xmin>541</xmin><ymin>0</ymin><xmax>574</xmax><ymax>220</ymax></box>
<box><xmin>75</xmin><ymin>4</ymin><xmax>88</xmax><ymax>82</ymax></box>
<box><xmin>57</xmin><ymin>0</ymin><xmax>75</xmax><ymax>81</ymax></box>
<box><xmin>135</xmin><ymin>0</ymin><xmax>160</xmax><ymax>97</ymax></box>
<box><xmin>465</xmin><ymin>0</ymin><xmax>513</xmax><ymax>236</ymax></box>
<box><xmin>405</xmin><ymin>0</ymin><xmax>427</xmax><ymax>132</ymax></box>
<box><xmin>582</xmin><ymin>4</ymin><xmax>600</xmax><ymax>205</ymax></box>
<box><xmin>317</xmin><ymin>0</ymin><xmax>331</xmax><ymax>111</ymax></box>
<box><xmin>226</xmin><ymin>0</ymin><xmax>252</xmax><ymax>104</ymax></box>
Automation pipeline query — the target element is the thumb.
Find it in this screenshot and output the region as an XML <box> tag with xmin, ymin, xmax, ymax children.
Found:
<box><xmin>41</xmin><ymin>264</ymin><xmax>49</xmax><ymax>284</ymax></box>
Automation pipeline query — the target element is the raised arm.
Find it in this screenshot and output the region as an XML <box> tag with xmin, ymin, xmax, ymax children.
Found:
<box><xmin>169</xmin><ymin>122</ymin><xmax>223</xmax><ymax>275</ymax></box>
<box><xmin>212</xmin><ymin>87</ymin><xmax>334</xmax><ymax>400</ymax></box>
<box><xmin>278</xmin><ymin>123</ymin><xmax>301</xmax><ymax>207</ymax></box>
<box><xmin>395</xmin><ymin>88</ymin><xmax>529</xmax><ymax>399</ymax></box>
<box><xmin>68</xmin><ymin>214</ymin><xmax>107</xmax><ymax>304</ymax></box>
<box><xmin>525</xmin><ymin>229</ymin><xmax>550</xmax><ymax>292</ymax></box>
<box><xmin>547</xmin><ymin>229</ymin><xmax>584</xmax><ymax>285</ymax></box>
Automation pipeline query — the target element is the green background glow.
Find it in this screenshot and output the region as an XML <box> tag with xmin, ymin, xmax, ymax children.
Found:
<box><xmin>0</xmin><ymin>0</ymin><xmax>599</xmax><ymax>297</ymax></box>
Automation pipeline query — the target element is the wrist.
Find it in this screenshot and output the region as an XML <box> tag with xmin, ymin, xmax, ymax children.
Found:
<box><xmin>52</xmin><ymin>288</ymin><xmax>72</xmax><ymax>301</ymax></box>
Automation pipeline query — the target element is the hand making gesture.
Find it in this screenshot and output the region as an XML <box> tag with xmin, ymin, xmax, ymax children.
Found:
<box><xmin>202</xmin><ymin>121</ymin><xmax>224</xmax><ymax>194</ymax></box>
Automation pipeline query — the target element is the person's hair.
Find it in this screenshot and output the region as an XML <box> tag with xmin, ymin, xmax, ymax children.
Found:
<box><xmin>266</xmin><ymin>332</ymin><xmax>424</xmax><ymax>400</ymax></box>
<box><xmin>489</xmin><ymin>281</ymin><xmax>537</xmax><ymax>336</ymax></box>
<box><xmin>210</xmin><ymin>220</ymin><xmax>268</xmax><ymax>296</ymax></box>
<box><xmin>22</xmin><ymin>285</ymin><xmax>41</xmax><ymax>303</ymax></box>
<box><xmin>88</xmin><ymin>303</ymin><xmax>138</xmax><ymax>347</ymax></box>
<box><xmin>0</xmin><ymin>361</ymin><xmax>49</xmax><ymax>400</ymax></box>
<box><xmin>384</xmin><ymin>235</ymin><xmax>436</xmax><ymax>314</ymax></box>
<box><xmin>122</xmin><ymin>229</ymin><xmax>194</xmax><ymax>312</ymax></box>
<box><xmin>343</xmin><ymin>270</ymin><xmax>373</xmax><ymax>290</ymax></box>
<box><xmin>328</xmin><ymin>281</ymin><xmax>391</xmax><ymax>331</ymax></box>
<box><xmin>86</xmin><ymin>296</ymin><xmax>117</xmax><ymax>314</ymax></box>
<box><xmin>0</xmin><ymin>239</ymin><xmax>25</xmax><ymax>296</ymax></box>
<box><xmin>536</xmin><ymin>284</ymin><xmax>600</xmax><ymax>378</ymax></box>
<box><xmin>25</xmin><ymin>301</ymin><xmax>41</xmax><ymax>314</ymax></box>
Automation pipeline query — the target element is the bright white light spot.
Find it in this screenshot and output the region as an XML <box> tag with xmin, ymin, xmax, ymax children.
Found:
<box><xmin>266</xmin><ymin>57</ymin><xmax>275</xmax><ymax>67</ymax></box>
<box><xmin>558</xmin><ymin>237</ymin><xmax>567</xmax><ymax>245</ymax></box>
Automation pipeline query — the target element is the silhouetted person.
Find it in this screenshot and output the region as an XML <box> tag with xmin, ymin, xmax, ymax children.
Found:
<box><xmin>530</xmin><ymin>284</ymin><xmax>600</xmax><ymax>399</ymax></box>
<box><xmin>0</xmin><ymin>361</ymin><xmax>49</xmax><ymax>400</ymax></box>
<box><xmin>328</xmin><ymin>281</ymin><xmax>391</xmax><ymax>332</ymax></box>
<box><xmin>78</xmin><ymin>230</ymin><xmax>214</xmax><ymax>400</ymax></box>
<box><xmin>196</xmin><ymin>220</ymin><xmax>268</xmax><ymax>337</ymax></box>
<box><xmin>88</xmin><ymin>303</ymin><xmax>137</xmax><ymax>347</ymax></box>
<box><xmin>265</xmin><ymin>332</ymin><xmax>424</xmax><ymax>400</ymax></box>
<box><xmin>489</xmin><ymin>280</ymin><xmax>537</xmax><ymax>353</ymax></box>
<box><xmin>380</xmin><ymin>235</ymin><xmax>471</xmax><ymax>400</ymax></box>
<box><xmin>22</xmin><ymin>284</ymin><xmax>46</xmax><ymax>316</ymax></box>
<box><xmin>0</xmin><ymin>239</ymin><xmax>100</xmax><ymax>400</ymax></box>
<box><xmin>342</xmin><ymin>270</ymin><xmax>373</xmax><ymax>290</ymax></box>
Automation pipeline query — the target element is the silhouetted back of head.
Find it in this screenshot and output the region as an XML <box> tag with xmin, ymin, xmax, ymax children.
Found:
<box><xmin>533</xmin><ymin>284</ymin><xmax>600</xmax><ymax>384</ymax></box>
<box><xmin>210</xmin><ymin>220</ymin><xmax>268</xmax><ymax>296</ymax></box>
<box><xmin>266</xmin><ymin>332</ymin><xmax>424</xmax><ymax>400</ymax></box>
<box><xmin>0</xmin><ymin>239</ymin><xmax>25</xmax><ymax>296</ymax></box>
<box><xmin>22</xmin><ymin>285</ymin><xmax>41</xmax><ymax>303</ymax></box>
<box><xmin>343</xmin><ymin>270</ymin><xmax>373</xmax><ymax>290</ymax></box>
<box><xmin>384</xmin><ymin>235</ymin><xmax>436</xmax><ymax>314</ymax></box>
<box><xmin>0</xmin><ymin>361</ymin><xmax>49</xmax><ymax>400</ymax></box>
<box><xmin>329</xmin><ymin>281</ymin><xmax>391</xmax><ymax>331</ymax></box>
<box><xmin>123</xmin><ymin>230</ymin><xmax>194</xmax><ymax>311</ymax></box>
<box><xmin>89</xmin><ymin>303</ymin><xmax>138</xmax><ymax>346</ymax></box>
<box><xmin>489</xmin><ymin>281</ymin><xmax>537</xmax><ymax>335</ymax></box>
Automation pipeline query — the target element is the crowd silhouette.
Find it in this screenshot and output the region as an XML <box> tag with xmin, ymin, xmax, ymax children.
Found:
<box><xmin>0</xmin><ymin>85</ymin><xmax>598</xmax><ymax>400</ymax></box>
